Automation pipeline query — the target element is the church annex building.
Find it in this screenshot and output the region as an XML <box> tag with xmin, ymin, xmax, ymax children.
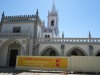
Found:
<box><xmin>0</xmin><ymin>1</ymin><xmax>100</xmax><ymax>67</ymax></box>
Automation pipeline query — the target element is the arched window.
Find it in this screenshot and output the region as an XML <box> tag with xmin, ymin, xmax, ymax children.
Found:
<box><xmin>50</xmin><ymin>50</ymin><xmax>56</xmax><ymax>56</ymax></box>
<box><xmin>48</xmin><ymin>35</ymin><xmax>50</xmax><ymax>38</ymax></box>
<box><xmin>67</xmin><ymin>48</ymin><xmax>85</xmax><ymax>56</ymax></box>
<box><xmin>42</xmin><ymin>48</ymin><xmax>58</xmax><ymax>56</ymax></box>
<box><xmin>96</xmin><ymin>52</ymin><xmax>100</xmax><ymax>56</ymax></box>
<box><xmin>51</xmin><ymin>20</ymin><xmax>54</xmax><ymax>26</ymax></box>
<box><xmin>45</xmin><ymin>35</ymin><xmax>47</xmax><ymax>38</ymax></box>
<box><xmin>71</xmin><ymin>50</ymin><xmax>77</xmax><ymax>56</ymax></box>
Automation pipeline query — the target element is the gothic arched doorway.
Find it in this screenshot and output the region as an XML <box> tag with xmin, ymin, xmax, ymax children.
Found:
<box><xmin>67</xmin><ymin>48</ymin><xmax>85</xmax><ymax>56</ymax></box>
<box><xmin>7</xmin><ymin>42</ymin><xmax>21</xmax><ymax>67</ymax></box>
<box><xmin>42</xmin><ymin>48</ymin><xmax>59</xmax><ymax>56</ymax></box>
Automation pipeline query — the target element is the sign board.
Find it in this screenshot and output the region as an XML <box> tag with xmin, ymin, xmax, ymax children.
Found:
<box><xmin>16</xmin><ymin>56</ymin><xmax>68</xmax><ymax>69</ymax></box>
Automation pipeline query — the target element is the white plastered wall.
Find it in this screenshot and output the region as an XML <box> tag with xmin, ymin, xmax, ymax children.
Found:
<box><xmin>2</xmin><ymin>23</ymin><xmax>34</xmax><ymax>36</ymax></box>
<box><xmin>37</xmin><ymin>24</ymin><xmax>42</xmax><ymax>38</ymax></box>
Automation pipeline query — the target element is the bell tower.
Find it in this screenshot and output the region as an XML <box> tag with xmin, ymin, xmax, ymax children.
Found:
<box><xmin>47</xmin><ymin>0</ymin><xmax>59</xmax><ymax>36</ymax></box>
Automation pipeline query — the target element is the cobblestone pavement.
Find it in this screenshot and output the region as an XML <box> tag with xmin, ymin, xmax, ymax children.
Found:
<box><xmin>0</xmin><ymin>72</ymin><xmax>61</xmax><ymax>75</ymax></box>
<box><xmin>0</xmin><ymin>67</ymin><xmax>66</xmax><ymax>75</ymax></box>
<box><xmin>1</xmin><ymin>72</ymin><xmax>99</xmax><ymax>75</ymax></box>
<box><xmin>0</xmin><ymin>67</ymin><xmax>99</xmax><ymax>75</ymax></box>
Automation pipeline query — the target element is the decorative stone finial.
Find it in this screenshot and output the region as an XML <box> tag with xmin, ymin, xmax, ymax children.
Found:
<box><xmin>36</xmin><ymin>9</ymin><xmax>39</xmax><ymax>16</ymax></box>
<box><xmin>1</xmin><ymin>11</ymin><xmax>5</xmax><ymax>23</ymax></box>
<box><xmin>51</xmin><ymin>0</ymin><xmax>56</xmax><ymax>13</ymax></box>
<box><xmin>62</xmin><ymin>31</ymin><xmax>64</xmax><ymax>38</ymax></box>
<box><xmin>43</xmin><ymin>20</ymin><xmax>45</xmax><ymax>25</ymax></box>
<box><xmin>89</xmin><ymin>31</ymin><xmax>91</xmax><ymax>38</ymax></box>
<box><xmin>2</xmin><ymin>11</ymin><xmax>4</xmax><ymax>15</ymax></box>
<box><xmin>2</xmin><ymin>11</ymin><xmax>5</xmax><ymax>18</ymax></box>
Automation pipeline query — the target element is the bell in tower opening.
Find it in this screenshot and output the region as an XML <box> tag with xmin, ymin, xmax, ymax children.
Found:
<box><xmin>51</xmin><ymin>20</ymin><xmax>54</xmax><ymax>26</ymax></box>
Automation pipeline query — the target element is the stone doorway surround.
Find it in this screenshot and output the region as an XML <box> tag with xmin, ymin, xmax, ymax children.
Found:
<box><xmin>6</xmin><ymin>42</ymin><xmax>21</xmax><ymax>67</ymax></box>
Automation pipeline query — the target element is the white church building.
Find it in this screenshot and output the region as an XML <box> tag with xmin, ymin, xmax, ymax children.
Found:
<box><xmin>0</xmin><ymin>1</ymin><xmax>100</xmax><ymax>67</ymax></box>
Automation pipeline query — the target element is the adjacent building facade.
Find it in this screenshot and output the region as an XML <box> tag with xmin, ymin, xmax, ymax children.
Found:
<box><xmin>0</xmin><ymin>1</ymin><xmax>100</xmax><ymax>67</ymax></box>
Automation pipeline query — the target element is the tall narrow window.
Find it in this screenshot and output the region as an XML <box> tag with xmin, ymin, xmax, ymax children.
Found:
<box><xmin>48</xmin><ymin>35</ymin><xmax>50</xmax><ymax>38</ymax></box>
<box><xmin>51</xmin><ymin>20</ymin><xmax>54</xmax><ymax>26</ymax></box>
<box><xmin>45</xmin><ymin>35</ymin><xmax>47</xmax><ymax>38</ymax></box>
<box><xmin>13</xmin><ymin>27</ymin><xmax>21</xmax><ymax>33</ymax></box>
<box><xmin>72</xmin><ymin>50</ymin><xmax>77</xmax><ymax>56</ymax></box>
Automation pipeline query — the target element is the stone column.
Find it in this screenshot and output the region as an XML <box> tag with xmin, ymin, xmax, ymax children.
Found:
<box><xmin>35</xmin><ymin>44</ymin><xmax>39</xmax><ymax>56</ymax></box>
<box><xmin>89</xmin><ymin>45</ymin><xmax>93</xmax><ymax>56</ymax></box>
<box><xmin>33</xmin><ymin>45</ymin><xmax>35</xmax><ymax>55</ymax></box>
<box><xmin>61</xmin><ymin>44</ymin><xmax>65</xmax><ymax>56</ymax></box>
<box><xmin>26</xmin><ymin>39</ymin><xmax>30</xmax><ymax>55</ymax></box>
<box><xmin>0</xmin><ymin>12</ymin><xmax>5</xmax><ymax>33</ymax></box>
<box><xmin>33</xmin><ymin>9</ymin><xmax>38</xmax><ymax>55</ymax></box>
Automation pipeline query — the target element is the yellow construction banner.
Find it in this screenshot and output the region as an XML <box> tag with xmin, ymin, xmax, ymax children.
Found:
<box><xmin>16</xmin><ymin>56</ymin><xmax>68</xmax><ymax>68</ymax></box>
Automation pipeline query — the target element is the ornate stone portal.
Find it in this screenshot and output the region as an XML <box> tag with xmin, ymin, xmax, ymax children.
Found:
<box><xmin>6</xmin><ymin>42</ymin><xmax>21</xmax><ymax>67</ymax></box>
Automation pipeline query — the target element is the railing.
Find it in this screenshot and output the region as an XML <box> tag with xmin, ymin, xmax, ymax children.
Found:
<box><xmin>0</xmin><ymin>33</ymin><xmax>28</xmax><ymax>38</ymax></box>
<box><xmin>38</xmin><ymin>38</ymin><xmax>100</xmax><ymax>43</ymax></box>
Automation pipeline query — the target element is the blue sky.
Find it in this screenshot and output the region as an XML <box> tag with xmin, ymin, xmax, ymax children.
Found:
<box><xmin>0</xmin><ymin>0</ymin><xmax>100</xmax><ymax>38</ymax></box>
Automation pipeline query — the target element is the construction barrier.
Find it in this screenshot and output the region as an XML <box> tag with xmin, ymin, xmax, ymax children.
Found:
<box><xmin>16</xmin><ymin>56</ymin><xmax>100</xmax><ymax>73</ymax></box>
<box><xmin>16</xmin><ymin>56</ymin><xmax>70</xmax><ymax>71</ymax></box>
<box><xmin>71</xmin><ymin>56</ymin><xmax>100</xmax><ymax>73</ymax></box>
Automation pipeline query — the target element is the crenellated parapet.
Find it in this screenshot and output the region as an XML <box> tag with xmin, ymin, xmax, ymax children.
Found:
<box><xmin>3</xmin><ymin>14</ymin><xmax>38</xmax><ymax>23</ymax></box>
<box><xmin>2</xmin><ymin>14</ymin><xmax>44</xmax><ymax>27</ymax></box>
<box><xmin>5</xmin><ymin>14</ymin><xmax>36</xmax><ymax>18</ymax></box>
